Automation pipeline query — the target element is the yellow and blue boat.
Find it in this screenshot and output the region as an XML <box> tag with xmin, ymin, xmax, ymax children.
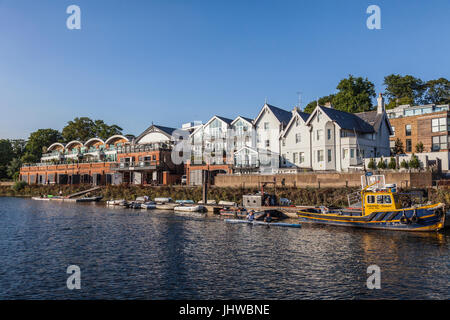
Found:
<box><xmin>297</xmin><ymin>175</ymin><xmax>446</xmax><ymax>232</ymax></box>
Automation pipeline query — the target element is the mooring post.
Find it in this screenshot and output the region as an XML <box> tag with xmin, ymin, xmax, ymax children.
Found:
<box><xmin>202</xmin><ymin>170</ymin><xmax>208</xmax><ymax>204</ymax></box>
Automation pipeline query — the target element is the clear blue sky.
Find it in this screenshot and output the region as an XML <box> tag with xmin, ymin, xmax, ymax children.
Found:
<box><xmin>0</xmin><ymin>0</ymin><xmax>449</xmax><ymax>139</ymax></box>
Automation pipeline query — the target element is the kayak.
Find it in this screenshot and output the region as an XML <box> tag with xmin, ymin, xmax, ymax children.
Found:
<box><xmin>225</xmin><ymin>219</ymin><xmax>301</xmax><ymax>228</ymax></box>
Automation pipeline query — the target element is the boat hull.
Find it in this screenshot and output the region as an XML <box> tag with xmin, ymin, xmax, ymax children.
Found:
<box><xmin>297</xmin><ymin>204</ymin><xmax>446</xmax><ymax>232</ymax></box>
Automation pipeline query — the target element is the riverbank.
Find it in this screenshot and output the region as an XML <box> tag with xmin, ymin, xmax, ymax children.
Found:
<box><xmin>1</xmin><ymin>184</ymin><xmax>449</xmax><ymax>207</ymax></box>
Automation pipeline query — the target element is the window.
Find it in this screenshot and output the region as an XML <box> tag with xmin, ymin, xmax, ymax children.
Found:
<box><xmin>432</xmin><ymin>118</ymin><xmax>447</xmax><ymax>132</ymax></box>
<box><xmin>317</xmin><ymin>111</ymin><xmax>321</xmax><ymax>122</ymax></box>
<box><xmin>384</xmin><ymin>196</ymin><xmax>392</xmax><ymax>204</ymax></box>
<box><xmin>406</xmin><ymin>139</ymin><xmax>412</xmax><ymax>152</ymax></box>
<box><xmin>432</xmin><ymin>136</ymin><xmax>448</xmax><ymax>151</ymax></box>
<box><xmin>405</xmin><ymin>124</ymin><xmax>412</xmax><ymax>136</ymax></box>
<box><xmin>343</xmin><ymin>148</ymin><xmax>348</xmax><ymax>159</ymax></box>
<box><xmin>293</xmin><ymin>153</ymin><xmax>297</xmax><ymax>164</ymax></box>
<box><xmin>264</xmin><ymin>122</ymin><xmax>270</xmax><ymax>130</ymax></box>
<box><xmin>327</xmin><ymin>149</ymin><xmax>332</xmax><ymax>162</ymax></box>
<box><xmin>376</xmin><ymin>195</ymin><xmax>384</xmax><ymax>204</ymax></box>
<box><xmin>317</xmin><ymin>150</ymin><xmax>324</xmax><ymax>162</ymax></box>
<box><xmin>327</xmin><ymin>129</ymin><xmax>331</xmax><ymax>140</ymax></box>
<box><xmin>367</xmin><ymin>195</ymin><xmax>375</xmax><ymax>204</ymax></box>
<box><xmin>282</xmin><ymin>138</ymin><xmax>286</xmax><ymax>147</ymax></box>
<box><xmin>295</xmin><ymin>133</ymin><xmax>301</xmax><ymax>143</ymax></box>
<box><xmin>316</xmin><ymin>129</ymin><xmax>323</xmax><ymax>141</ymax></box>
<box><xmin>299</xmin><ymin>152</ymin><xmax>305</xmax><ymax>164</ymax></box>
<box><xmin>265</xmin><ymin>140</ymin><xmax>270</xmax><ymax>147</ymax></box>
<box><xmin>350</xmin><ymin>149</ymin><xmax>355</xmax><ymax>158</ymax></box>
<box><xmin>391</xmin><ymin>126</ymin><xmax>395</xmax><ymax>136</ymax></box>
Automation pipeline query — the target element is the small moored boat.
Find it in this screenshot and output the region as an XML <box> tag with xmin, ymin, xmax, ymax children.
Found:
<box><xmin>174</xmin><ymin>205</ymin><xmax>205</xmax><ymax>212</ymax></box>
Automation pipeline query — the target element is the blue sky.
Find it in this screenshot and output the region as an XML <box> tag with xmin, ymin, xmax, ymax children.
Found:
<box><xmin>0</xmin><ymin>0</ymin><xmax>449</xmax><ymax>139</ymax></box>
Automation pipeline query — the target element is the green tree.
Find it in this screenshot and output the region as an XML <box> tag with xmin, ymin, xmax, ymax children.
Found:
<box><xmin>21</xmin><ymin>129</ymin><xmax>62</xmax><ymax>164</ymax></box>
<box><xmin>388</xmin><ymin>157</ymin><xmax>397</xmax><ymax>170</ymax></box>
<box><xmin>383</xmin><ymin>74</ymin><xmax>425</xmax><ymax>109</ymax></box>
<box><xmin>303</xmin><ymin>94</ymin><xmax>336</xmax><ymax>113</ymax></box>
<box><xmin>400</xmin><ymin>159</ymin><xmax>409</xmax><ymax>169</ymax></box>
<box><xmin>7</xmin><ymin>158</ymin><xmax>22</xmax><ymax>180</ymax></box>
<box><xmin>93</xmin><ymin>120</ymin><xmax>123</xmax><ymax>140</ymax></box>
<box><xmin>391</xmin><ymin>138</ymin><xmax>404</xmax><ymax>155</ymax></box>
<box><xmin>415</xmin><ymin>142</ymin><xmax>424</xmax><ymax>153</ymax></box>
<box><xmin>10</xmin><ymin>139</ymin><xmax>27</xmax><ymax>159</ymax></box>
<box><xmin>332</xmin><ymin>75</ymin><xmax>375</xmax><ymax>113</ymax></box>
<box><xmin>62</xmin><ymin>117</ymin><xmax>123</xmax><ymax>142</ymax></box>
<box><xmin>423</xmin><ymin>78</ymin><xmax>450</xmax><ymax>104</ymax></box>
<box><xmin>0</xmin><ymin>139</ymin><xmax>14</xmax><ymax>179</ymax></box>
<box><xmin>409</xmin><ymin>154</ymin><xmax>420</xmax><ymax>169</ymax></box>
<box><xmin>368</xmin><ymin>158</ymin><xmax>376</xmax><ymax>170</ymax></box>
<box><xmin>377</xmin><ymin>157</ymin><xmax>387</xmax><ymax>169</ymax></box>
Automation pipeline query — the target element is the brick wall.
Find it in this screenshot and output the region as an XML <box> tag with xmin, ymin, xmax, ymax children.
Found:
<box><xmin>214</xmin><ymin>171</ymin><xmax>433</xmax><ymax>188</ymax></box>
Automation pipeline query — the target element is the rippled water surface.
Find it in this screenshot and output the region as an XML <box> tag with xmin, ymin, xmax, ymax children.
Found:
<box><xmin>0</xmin><ymin>197</ymin><xmax>448</xmax><ymax>299</ymax></box>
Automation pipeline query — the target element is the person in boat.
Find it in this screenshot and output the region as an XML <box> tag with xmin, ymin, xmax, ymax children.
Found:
<box><xmin>59</xmin><ymin>190</ymin><xmax>63</xmax><ymax>197</ymax></box>
<box><xmin>264</xmin><ymin>212</ymin><xmax>272</xmax><ymax>223</ymax></box>
<box><xmin>247</xmin><ymin>210</ymin><xmax>255</xmax><ymax>221</ymax></box>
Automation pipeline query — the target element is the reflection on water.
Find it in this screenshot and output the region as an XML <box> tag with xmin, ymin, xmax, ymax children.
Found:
<box><xmin>0</xmin><ymin>197</ymin><xmax>448</xmax><ymax>299</ymax></box>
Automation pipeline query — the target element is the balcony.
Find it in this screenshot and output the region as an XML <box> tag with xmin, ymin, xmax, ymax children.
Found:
<box><xmin>110</xmin><ymin>161</ymin><xmax>158</xmax><ymax>171</ymax></box>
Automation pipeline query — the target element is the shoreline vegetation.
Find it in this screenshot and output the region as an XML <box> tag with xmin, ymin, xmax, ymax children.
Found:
<box><xmin>2</xmin><ymin>183</ymin><xmax>450</xmax><ymax>207</ymax></box>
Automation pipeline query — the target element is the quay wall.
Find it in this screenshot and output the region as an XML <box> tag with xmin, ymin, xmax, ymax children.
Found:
<box><xmin>214</xmin><ymin>172</ymin><xmax>433</xmax><ymax>188</ymax></box>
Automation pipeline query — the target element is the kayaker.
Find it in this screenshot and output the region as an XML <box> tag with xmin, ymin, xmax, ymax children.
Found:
<box><xmin>247</xmin><ymin>210</ymin><xmax>255</xmax><ymax>221</ymax></box>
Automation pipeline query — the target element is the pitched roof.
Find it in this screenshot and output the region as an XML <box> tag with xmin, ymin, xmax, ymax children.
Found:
<box><xmin>297</xmin><ymin>111</ymin><xmax>310</xmax><ymax>122</ymax></box>
<box><xmin>318</xmin><ymin>106</ymin><xmax>374</xmax><ymax>133</ymax></box>
<box><xmin>266</xmin><ymin>104</ymin><xmax>292</xmax><ymax>126</ymax></box>
<box><xmin>135</xmin><ymin>124</ymin><xmax>177</xmax><ymax>142</ymax></box>
<box><xmin>153</xmin><ymin>125</ymin><xmax>177</xmax><ymax>136</ymax></box>
<box><xmin>215</xmin><ymin>115</ymin><xmax>233</xmax><ymax>125</ymax></box>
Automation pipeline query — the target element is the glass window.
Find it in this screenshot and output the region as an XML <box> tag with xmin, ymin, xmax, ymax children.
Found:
<box><xmin>317</xmin><ymin>150</ymin><xmax>324</xmax><ymax>162</ymax></box>
<box><xmin>296</xmin><ymin>133</ymin><xmax>301</xmax><ymax>143</ymax></box>
<box><xmin>405</xmin><ymin>124</ymin><xmax>412</xmax><ymax>136</ymax></box>
<box><xmin>406</xmin><ymin>139</ymin><xmax>412</xmax><ymax>152</ymax></box>
<box><xmin>391</xmin><ymin>126</ymin><xmax>395</xmax><ymax>136</ymax></box>
<box><xmin>299</xmin><ymin>152</ymin><xmax>305</xmax><ymax>164</ymax></box>
<box><xmin>432</xmin><ymin>118</ymin><xmax>447</xmax><ymax>132</ymax></box>
<box><xmin>384</xmin><ymin>196</ymin><xmax>392</xmax><ymax>204</ymax></box>
<box><xmin>432</xmin><ymin>135</ymin><xmax>448</xmax><ymax>151</ymax></box>
<box><xmin>316</xmin><ymin>129</ymin><xmax>323</xmax><ymax>141</ymax></box>
<box><xmin>350</xmin><ymin>149</ymin><xmax>354</xmax><ymax>158</ymax></box>
<box><xmin>367</xmin><ymin>195</ymin><xmax>375</xmax><ymax>204</ymax></box>
<box><xmin>265</xmin><ymin>140</ymin><xmax>270</xmax><ymax>147</ymax></box>
<box><xmin>376</xmin><ymin>195</ymin><xmax>384</xmax><ymax>204</ymax></box>
<box><xmin>343</xmin><ymin>148</ymin><xmax>348</xmax><ymax>159</ymax></box>
<box><xmin>327</xmin><ymin>129</ymin><xmax>331</xmax><ymax>140</ymax></box>
<box><xmin>264</xmin><ymin>122</ymin><xmax>270</xmax><ymax>130</ymax></box>
<box><xmin>293</xmin><ymin>153</ymin><xmax>297</xmax><ymax>164</ymax></box>
<box><xmin>327</xmin><ymin>149</ymin><xmax>332</xmax><ymax>162</ymax></box>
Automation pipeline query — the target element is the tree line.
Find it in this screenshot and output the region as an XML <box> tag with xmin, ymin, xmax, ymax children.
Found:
<box><xmin>303</xmin><ymin>74</ymin><xmax>449</xmax><ymax>113</ymax></box>
<box><xmin>0</xmin><ymin>117</ymin><xmax>122</xmax><ymax>181</ymax></box>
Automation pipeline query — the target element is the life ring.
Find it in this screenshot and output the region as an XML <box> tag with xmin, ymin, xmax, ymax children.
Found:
<box><xmin>400</xmin><ymin>212</ymin><xmax>410</xmax><ymax>224</ymax></box>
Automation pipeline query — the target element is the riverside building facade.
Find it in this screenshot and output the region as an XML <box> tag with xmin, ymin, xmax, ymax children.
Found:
<box><xmin>20</xmin><ymin>95</ymin><xmax>394</xmax><ymax>186</ymax></box>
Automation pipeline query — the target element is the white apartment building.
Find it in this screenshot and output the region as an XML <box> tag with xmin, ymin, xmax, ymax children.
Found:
<box><xmin>280</xmin><ymin>94</ymin><xmax>392</xmax><ymax>171</ymax></box>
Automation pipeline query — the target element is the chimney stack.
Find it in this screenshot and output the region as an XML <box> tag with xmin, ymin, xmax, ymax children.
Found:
<box><xmin>377</xmin><ymin>93</ymin><xmax>385</xmax><ymax>114</ymax></box>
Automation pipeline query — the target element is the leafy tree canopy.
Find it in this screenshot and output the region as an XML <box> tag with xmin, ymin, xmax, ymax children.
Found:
<box><xmin>383</xmin><ymin>74</ymin><xmax>425</xmax><ymax>109</ymax></box>
<box><xmin>333</xmin><ymin>75</ymin><xmax>375</xmax><ymax>113</ymax></box>
<box><xmin>303</xmin><ymin>75</ymin><xmax>375</xmax><ymax>114</ymax></box>
<box><xmin>62</xmin><ymin>117</ymin><xmax>123</xmax><ymax>142</ymax></box>
<box><xmin>423</xmin><ymin>78</ymin><xmax>450</xmax><ymax>105</ymax></box>
<box><xmin>22</xmin><ymin>129</ymin><xmax>62</xmax><ymax>164</ymax></box>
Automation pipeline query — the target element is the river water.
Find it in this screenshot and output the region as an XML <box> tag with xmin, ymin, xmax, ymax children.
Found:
<box><xmin>0</xmin><ymin>197</ymin><xmax>448</xmax><ymax>299</ymax></box>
